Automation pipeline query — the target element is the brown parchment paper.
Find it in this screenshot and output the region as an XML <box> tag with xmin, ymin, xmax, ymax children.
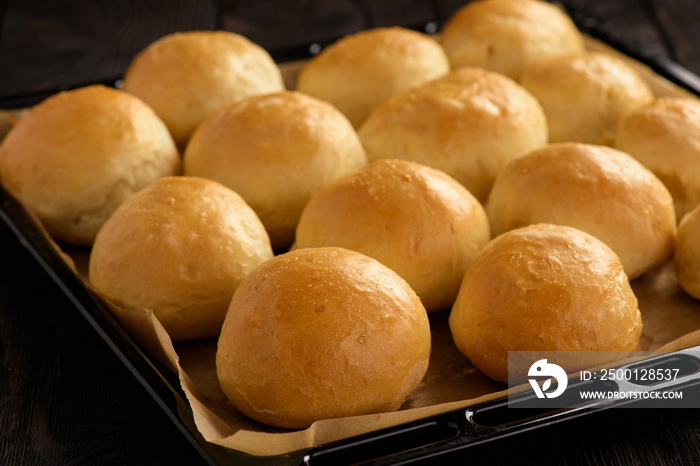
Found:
<box><xmin>73</xmin><ymin>256</ymin><xmax>700</xmax><ymax>457</ymax></box>
<box><xmin>4</xmin><ymin>35</ymin><xmax>700</xmax><ymax>458</ymax></box>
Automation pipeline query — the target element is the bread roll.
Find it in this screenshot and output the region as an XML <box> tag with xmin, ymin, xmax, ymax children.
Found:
<box><xmin>521</xmin><ymin>52</ymin><xmax>654</xmax><ymax>145</ymax></box>
<box><xmin>296</xmin><ymin>26</ymin><xmax>450</xmax><ymax>128</ymax></box>
<box><xmin>358</xmin><ymin>67</ymin><xmax>547</xmax><ymax>203</ymax></box>
<box><xmin>674</xmin><ymin>204</ymin><xmax>700</xmax><ymax>300</ymax></box>
<box><xmin>616</xmin><ymin>97</ymin><xmax>700</xmax><ymax>220</ymax></box>
<box><xmin>122</xmin><ymin>30</ymin><xmax>285</xmax><ymax>148</ymax></box>
<box><xmin>183</xmin><ymin>90</ymin><xmax>366</xmax><ymax>251</ymax></box>
<box><xmin>0</xmin><ymin>84</ymin><xmax>180</xmax><ymax>245</ymax></box>
<box><xmin>89</xmin><ymin>176</ymin><xmax>274</xmax><ymax>342</ymax></box>
<box><xmin>439</xmin><ymin>0</ymin><xmax>585</xmax><ymax>80</ymax></box>
<box><xmin>449</xmin><ymin>223</ymin><xmax>642</xmax><ymax>384</ymax></box>
<box><xmin>293</xmin><ymin>159</ymin><xmax>490</xmax><ymax>312</ymax></box>
<box><xmin>485</xmin><ymin>143</ymin><xmax>676</xmax><ymax>280</ymax></box>
<box><xmin>216</xmin><ymin>247</ymin><xmax>431</xmax><ymax>429</ymax></box>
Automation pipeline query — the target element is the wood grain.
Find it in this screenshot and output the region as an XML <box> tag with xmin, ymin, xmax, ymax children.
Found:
<box><xmin>646</xmin><ymin>0</ymin><xmax>700</xmax><ymax>75</ymax></box>
<box><xmin>0</xmin><ymin>0</ymin><xmax>219</xmax><ymax>102</ymax></box>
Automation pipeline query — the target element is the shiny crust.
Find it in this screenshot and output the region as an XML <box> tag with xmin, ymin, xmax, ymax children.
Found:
<box><xmin>449</xmin><ymin>224</ymin><xmax>642</xmax><ymax>383</ymax></box>
<box><xmin>0</xmin><ymin>84</ymin><xmax>180</xmax><ymax>245</ymax></box>
<box><xmin>88</xmin><ymin>176</ymin><xmax>274</xmax><ymax>342</ymax></box>
<box><xmin>216</xmin><ymin>247</ymin><xmax>431</xmax><ymax>429</ymax></box>
<box><xmin>486</xmin><ymin>143</ymin><xmax>676</xmax><ymax>280</ymax></box>
<box><xmin>293</xmin><ymin>159</ymin><xmax>490</xmax><ymax>312</ymax></box>
<box><xmin>122</xmin><ymin>30</ymin><xmax>285</xmax><ymax>148</ymax></box>
<box><xmin>296</xmin><ymin>26</ymin><xmax>450</xmax><ymax>128</ymax></box>
<box><xmin>521</xmin><ymin>52</ymin><xmax>655</xmax><ymax>145</ymax></box>
<box><xmin>675</xmin><ymin>205</ymin><xmax>700</xmax><ymax>300</ymax></box>
<box><xmin>616</xmin><ymin>97</ymin><xmax>700</xmax><ymax>219</ymax></box>
<box><xmin>439</xmin><ymin>0</ymin><xmax>585</xmax><ymax>80</ymax></box>
<box><xmin>183</xmin><ymin>91</ymin><xmax>367</xmax><ymax>251</ymax></box>
<box><xmin>358</xmin><ymin>67</ymin><xmax>547</xmax><ymax>203</ymax></box>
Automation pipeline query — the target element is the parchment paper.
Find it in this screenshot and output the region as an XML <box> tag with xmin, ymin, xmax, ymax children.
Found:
<box><xmin>67</xmin><ymin>250</ymin><xmax>700</xmax><ymax>456</ymax></box>
<box><xmin>4</xmin><ymin>36</ymin><xmax>700</xmax><ymax>458</ymax></box>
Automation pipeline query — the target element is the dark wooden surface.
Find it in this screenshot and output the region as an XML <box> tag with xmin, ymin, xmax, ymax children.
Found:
<box><xmin>2</xmin><ymin>1</ymin><xmax>700</xmax><ymax>464</ymax></box>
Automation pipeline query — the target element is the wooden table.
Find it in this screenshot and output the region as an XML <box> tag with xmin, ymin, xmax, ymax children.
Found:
<box><xmin>2</xmin><ymin>1</ymin><xmax>700</xmax><ymax>464</ymax></box>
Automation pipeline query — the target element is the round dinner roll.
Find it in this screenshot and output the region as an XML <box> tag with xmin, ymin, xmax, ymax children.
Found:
<box><xmin>520</xmin><ymin>51</ymin><xmax>655</xmax><ymax>145</ymax></box>
<box><xmin>184</xmin><ymin>90</ymin><xmax>366</xmax><ymax>251</ymax></box>
<box><xmin>293</xmin><ymin>159</ymin><xmax>491</xmax><ymax>312</ymax></box>
<box><xmin>439</xmin><ymin>0</ymin><xmax>585</xmax><ymax>81</ymax></box>
<box><xmin>0</xmin><ymin>84</ymin><xmax>180</xmax><ymax>245</ymax></box>
<box><xmin>674</xmin><ymin>204</ymin><xmax>700</xmax><ymax>300</ymax></box>
<box><xmin>296</xmin><ymin>26</ymin><xmax>450</xmax><ymax>128</ymax></box>
<box><xmin>358</xmin><ymin>67</ymin><xmax>547</xmax><ymax>203</ymax></box>
<box><xmin>216</xmin><ymin>247</ymin><xmax>431</xmax><ymax>429</ymax></box>
<box><xmin>449</xmin><ymin>223</ymin><xmax>642</xmax><ymax>384</ymax></box>
<box><xmin>89</xmin><ymin>176</ymin><xmax>274</xmax><ymax>342</ymax></box>
<box><xmin>486</xmin><ymin>143</ymin><xmax>677</xmax><ymax>280</ymax></box>
<box><xmin>122</xmin><ymin>30</ymin><xmax>285</xmax><ymax>148</ymax></box>
<box><xmin>616</xmin><ymin>97</ymin><xmax>700</xmax><ymax>220</ymax></box>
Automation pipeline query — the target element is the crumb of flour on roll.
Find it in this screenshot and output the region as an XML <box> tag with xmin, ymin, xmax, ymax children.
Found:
<box><xmin>485</xmin><ymin>142</ymin><xmax>677</xmax><ymax>280</ymax></box>
<box><xmin>296</xmin><ymin>26</ymin><xmax>450</xmax><ymax>129</ymax></box>
<box><xmin>439</xmin><ymin>0</ymin><xmax>585</xmax><ymax>81</ymax></box>
<box><xmin>358</xmin><ymin>67</ymin><xmax>547</xmax><ymax>204</ymax></box>
<box><xmin>216</xmin><ymin>247</ymin><xmax>431</xmax><ymax>429</ymax></box>
<box><xmin>449</xmin><ymin>223</ymin><xmax>642</xmax><ymax>384</ymax></box>
<box><xmin>183</xmin><ymin>90</ymin><xmax>367</xmax><ymax>252</ymax></box>
<box><xmin>122</xmin><ymin>30</ymin><xmax>285</xmax><ymax>149</ymax></box>
<box><xmin>293</xmin><ymin>159</ymin><xmax>490</xmax><ymax>313</ymax></box>
<box><xmin>520</xmin><ymin>51</ymin><xmax>655</xmax><ymax>145</ymax></box>
<box><xmin>88</xmin><ymin>176</ymin><xmax>273</xmax><ymax>342</ymax></box>
<box><xmin>0</xmin><ymin>84</ymin><xmax>180</xmax><ymax>246</ymax></box>
<box><xmin>616</xmin><ymin>96</ymin><xmax>700</xmax><ymax>220</ymax></box>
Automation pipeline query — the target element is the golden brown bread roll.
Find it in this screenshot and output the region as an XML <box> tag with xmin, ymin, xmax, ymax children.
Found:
<box><xmin>485</xmin><ymin>143</ymin><xmax>676</xmax><ymax>280</ymax></box>
<box><xmin>615</xmin><ymin>97</ymin><xmax>700</xmax><ymax>220</ymax></box>
<box><xmin>439</xmin><ymin>0</ymin><xmax>585</xmax><ymax>81</ymax></box>
<box><xmin>520</xmin><ymin>51</ymin><xmax>655</xmax><ymax>145</ymax></box>
<box><xmin>183</xmin><ymin>90</ymin><xmax>366</xmax><ymax>251</ymax></box>
<box><xmin>89</xmin><ymin>176</ymin><xmax>274</xmax><ymax>342</ymax></box>
<box><xmin>0</xmin><ymin>84</ymin><xmax>180</xmax><ymax>245</ymax></box>
<box><xmin>358</xmin><ymin>67</ymin><xmax>547</xmax><ymax>203</ymax></box>
<box><xmin>449</xmin><ymin>223</ymin><xmax>642</xmax><ymax>384</ymax></box>
<box><xmin>122</xmin><ymin>30</ymin><xmax>285</xmax><ymax>148</ymax></box>
<box><xmin>674</xmin><ymin>204</ymin><xmax>700</xmax><ymax>300</ymax></box>
<box><xmin>216</xmin><ymin>247</ymin><xmax>431</xmax><ymax>429</ymax></box>
<box><xmin>293</xmin><ymin>159</ymin><xmax>490</xmax><ymax>313</ymax></box>
<box><xmin>296</xmin><ymin>26</ymin><xmax>450</xmax><ymax>128</ymax></box>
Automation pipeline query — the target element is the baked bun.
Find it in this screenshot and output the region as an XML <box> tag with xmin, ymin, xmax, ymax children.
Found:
<box><xmin>521</xmin><ymin>51</ymin><xmax>655</xmax><ymax>145</ymax></box>
<box><xmin>674</xmin><ymin>205</ymin><xmax>700</xmax><ymax>300</ymax></box>
<box><xmin>486</xmin><ymin>143</ymin><xmax>676</xmax><ymax>280</ymax></box>
<box><xmin>296</xmin><ymin>26</ymin><xmax>450</xmax><ymax>128</ymax></box>
<box><xmin>439</xmin><ymin>0</ymin><xmax>585</xmax><ymax>81</ymax></box>
<box><xmin>358</xmin><ymin>67</ymin><xmax>547</xmax><ymax>203</ymax></box>
<box><xmin>616</xmin><ymin>97</ymin><xmax>700</xmax><ymax>220</ymax></box>
<box><xmin>89</xmin><ymin>176</ymin><xmax>274</xmax><ymax>342</ymax></box>
<box><xmin>216</xmin><ymin>247</ymin><xmax>431</xmax><ymax>429</ymax></box>
<box><xmin>183</xmin><ymin>91</ymin><xmax>366</xmax><ymax>251</ymax></box>
<box><xmin>122</xmin><ymin>30</ymin><xmax>285</xmax><ymax>148</ymax></box>
<box><xmin>0</xmin><ymin>84</ymin><xmax>180</xmax><ymax>245</ymax></box>
<box><xmin>449</xmin><ymin>223</ymin><xmax>642</xmax><ymax>384</ymax></box>
<box><xmin>293</xmin><ymin>159</ymin><xmax>490</xmax><ymax>312</ymax></box>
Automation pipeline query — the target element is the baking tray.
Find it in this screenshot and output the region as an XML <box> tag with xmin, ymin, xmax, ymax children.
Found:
<box><xmin>3</xmin><ymin>8</ymin><xmax>700</xmax><ymax>465</ymax></box>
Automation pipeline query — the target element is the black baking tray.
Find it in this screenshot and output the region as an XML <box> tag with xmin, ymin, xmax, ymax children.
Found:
<box><xmin>3</xmin><ymin>8</ymin><xmax>700</xmax><ymax>465</ymax></box>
